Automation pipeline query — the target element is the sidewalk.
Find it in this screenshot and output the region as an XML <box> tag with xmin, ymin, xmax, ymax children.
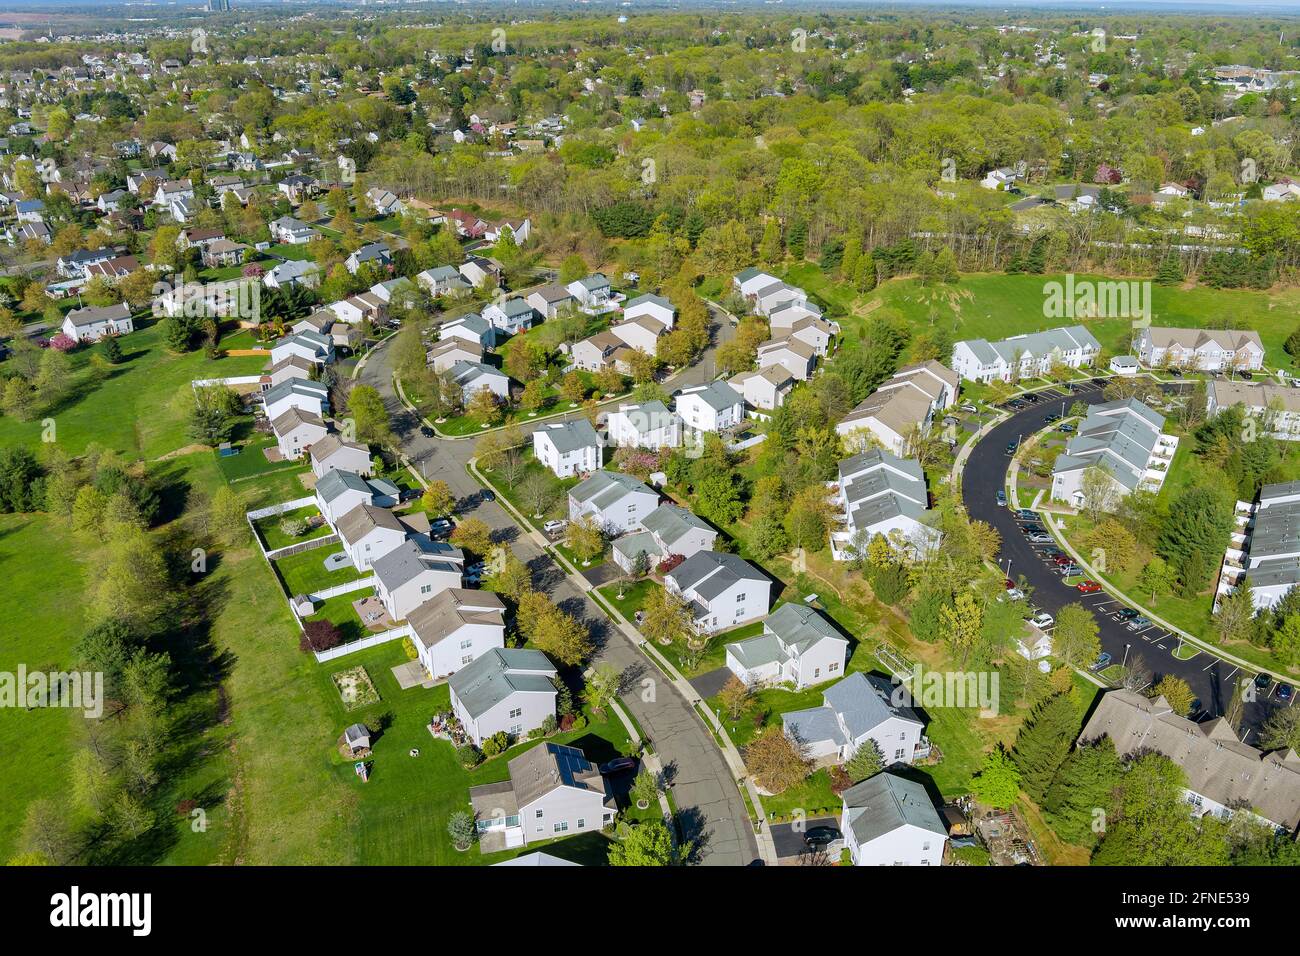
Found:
<box><xmin>470</xmin><ymin>456</ymin><xmax>778</xmax><ymax>864</ymax></box>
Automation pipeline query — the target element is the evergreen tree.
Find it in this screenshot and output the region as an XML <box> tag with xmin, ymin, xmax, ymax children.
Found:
<box><xmin>1042</xmin><ymin>738</ymin><xmax>1122</xmax><ymax>847</ymax></box>
<box><xmin>1011</xmin><ymin>692</ymin><xmax>1078</xmax><ymax>802</ymax></box>
<box><xmin>1154</xmin><ymin>254</ymin><xmax>1183</xmax><ymax>286</ymax></box>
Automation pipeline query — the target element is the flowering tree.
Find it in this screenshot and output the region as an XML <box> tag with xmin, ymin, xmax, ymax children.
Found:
<box><xmin>48</xmin><ymin>332</ymin><xmax>77</xmax><ymax>352</ymax></box>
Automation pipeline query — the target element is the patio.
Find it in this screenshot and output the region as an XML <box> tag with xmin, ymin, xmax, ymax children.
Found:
<box><xmin>352</xmin><ymin>595</ymin><xmax>394</xmax><ymax>632</ymax></box>
<box><xmin>392</xmin><ymin>660</ymin><xmax>436</xmax><ymax>690</ymax></box>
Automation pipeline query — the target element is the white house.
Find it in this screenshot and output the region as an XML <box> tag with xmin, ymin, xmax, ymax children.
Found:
<box><xmin>1051</xmin><ymin>399</ymin><xmax>1178</xmax><ymax>506</ymax></box>
<box><xmin>568</xmin><ymin>470</ymin><xmax>660</xmax><ymax>535</ymax></box>
<box><xmin>533</xmin><ymin>419</ymin><xmax>601</xmax><ymax>478</ymax></box>
<box><xmin>951</xmin><ymin>326</ymin><xmax>1101</xmax><ymax>383</ymax></box>
<box><xmin>726</xmin><ymin>604</ymin><xmax>848</xmax><ymax>690</ymax></box>
<box><xmin>610</xmin><ymin>315</ymin><xmax>665</xmax><ymax>357</ymax></box>
<box><xmin>309</xmin><ymin>434</ymin><xmax>372</xmax><ymax>479</ymax></box>
<box><xmin>622</xmin><ymin>293</ymin><xmax>675</xmax><ymax>329</ymax></box>
<box><xmin>567</xmin><ymin>273</ymin><xmax>612</xmax><ymax>310</ymax></box>
<box><xmin>314</xmin><ymin>469</ymin><xmax>397</xmax><ymax>526</ymax></box>
<box><xmin>271</xmin><ymin>407</ymin><xmax>328</xmax><ymax>460</ymax></box>
<box><xmin>263</xmin><ymin>378</ymin><xmax>329</xmax><ymax>421</ymax></box>
<box><xmin>426</xmin><ymin>338</ymin><xmax>484</xmax><ymax>373</ymax></box>
<box><xmin>830</xmin><ymin>449</ymin><xmax>942</xmax><ymax>561</ymax></box>
<box><xmin>756</xmin><ymin>336</ymin><xmax>816</xmax><ymax>381</ymax></box>
<box><xmin>674</xmin><ymin>381</ymin><xmax>745</xmax><ymax>433</ymax></box>
<box><xmin>449</xmin><ymin>648</ymin><xmax>557</xmax><ymax>746</ymax></box>
<box><xmin>606</xmin><ymin>401</ymin><xmax>681</xmax><ymax>450</ymax></box>
<box><xmin>61</xmin><ymin>302</ymin><xmax>133</xmax><ymax>343</ymax></box>
<box><xmin>264</xmin><ymin>259</ymin><xmax>320</xmax><ymax>290</ymax></box>
<box><xmin>407</xmin><ymin>588</ymin><xmax>507</xmax><ymax>679</ymax></box>
<box><xmin>439</xmin><ymin>312</ymin><xmax>496</xmax><ymax>349</ymax></box>
<box><xmin>1208</xmin><ymin>380</ymin><xmax>1300</xmax><ymax>441</ymax></box>
<box><xmin>664</xmin><ymin>550</ymin><xmax>771</xmax><ymax>634</ymax></box>
<box><xmin>335</xmin><ymin>501</ymin><xmax>414</xmax><ymax>571</ymax></box>
<box><xmin>610</xmin><ymin>502</ymin><xmax>718</xmax><ymax>573</ymax></box>
<box><xmin>469</xmin><ymin>743</ymin><xmax>616</xmax><ymax>849</ymax></box>
<box><xmin>344</xmin><ymin>241</ymin><xmax>391</xmax><ymax>275</ymax></box>
<box><xmin>418</xmin><ymin>265</ymin><xmax>472</xmax><ymax>298</ymax></box>
<box><xmin>450</xmin><ymin>360</ymin><xmax>510</xmax><ymax>401</ymax></box>
<box><xmin>1134</xmin><ymin>327</ymin><xmax>1265</xmax><ymax>373</ymax></box>
<box><xmin>269</xmin><ymin>216</ymin><xmax>318</xmax><ymax>245</ymax></box>
<box><xmin>459</xmin><ymin>256</ymin><xmax>501</xmax><ymax>289</ymax></box>
<box><xmin>729</xmin><ymin>366</ymin><xmax>795</xmax><ymax>412</ymax></box>
<box><xmin>782</xmin><ymin>672</ymin><xmax>927</xmax><ymax>765</ymax></box>
<box><xmin>836</xmin><ymin>360</ymin><xmax>959</xmax><ymax>456</ymax></box>
<box><xmin>840</xmin><ymin>772</ymin><xmax>948</xmax><ymax>866</ymax></box>
<box><xmin>981</xmin><ymin>166</ymin><xmax>1019</xmax><ymax>190</ymax></box>
<box><xmin>270</xmin><ymin>331</ymin><xmax>334</xmax><ymax>366</ymax></box>
<box><xmin>525</xmin><ymin>284</ymin><xmax>576</xmax><ymax>320</ymax></box>
<box><xmin>371</xmin><ymin>538</ymin><xmax>466</xmax><ymax>620</ymax></box>
<box><xmin>482</xmin><ymin>297</ymin><xmax>536</xmax><ymax>334</ymax></box>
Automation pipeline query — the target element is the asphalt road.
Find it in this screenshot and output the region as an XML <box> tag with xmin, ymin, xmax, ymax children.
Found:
<box><xmin>358</xmin><ymin>306</ymin><xmax>759</xmax><ymax>865</ymax></box>
<box><xmin>960</xmin><ymin>379</ymin><xmax>1290</xmax><ymax>741</ymax></box>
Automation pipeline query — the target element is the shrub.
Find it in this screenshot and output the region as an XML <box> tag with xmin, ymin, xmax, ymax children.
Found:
<box><xmin>402</xmin><ymin>637</ymin><xmax>419</xmax><ymax>661</ymax></box>
<box><xmin>481</xmin><ymin>731</ymin><xmax>509</xmax><ymax>757</ymax></box>
<box><xmin>299</xmin><ymin>619</ymin><xmax>342</xmax><ymax>653</ymax></box>
<box><xmin>48</xmin><ymin>332</ymin><xmax>77</xmax><ymax>352</ymax></box>
<box><xmin>279</xmin><ymin>516</ymin><xmax>308</xmax><ymax>538</ymax></box>
<box><xmin>456</xmin><ymin>744</ymin><xmax>482</xmax><ymax>769</ymax></box>
<box><xmin>559</xmin><ymin>713</ymin><xmax>576</xmax><ymax>732</ymax></box>
<box><xmin>447</xmin><ymin>810</ymin><xmax>475</xmax><ymax>850</ymax></box>
<box><xmin>541</xmin><ymin>713</ymin><xmax>557</xmax><ymax>735</ymax></box>
<box><xmin>571</xmin><ymin>714</ymin><xmax>587</xmax><ymax>731</ymax></box>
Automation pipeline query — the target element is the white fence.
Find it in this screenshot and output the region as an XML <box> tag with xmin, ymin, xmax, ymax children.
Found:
<box><xmin>193</xmin><ymin>375</ymin><xmax>264</xmax><ymax>388</ymax></box>
<box><xmin>246</xmin><ymin>496</ymin><xmax>316</xmax><ymax>522</ymax></box>
<box><xmin>313</xmin><ymin>623</ymin><xmax>413</xmax><ymax>663</ymax></box>
<box><xmin>306</xmin><ymin>575</ymin><xmax>377</xmax><ymax>603</ymax></box>
<box><xmin>265</xmin><ymin>533</ymin><xmax>338</xmax><ymax>562</ymax></box>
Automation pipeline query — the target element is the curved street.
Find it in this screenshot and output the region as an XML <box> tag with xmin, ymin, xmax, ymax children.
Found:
<box><xmin>357</xmin><ymin>310</ymin><xmax>760</xmax><ymax>865</ymax></box>
<box><xmin>960</xmin><ymin>380</ymin><xmax>1283</xmax><ymax>739</ymax></box>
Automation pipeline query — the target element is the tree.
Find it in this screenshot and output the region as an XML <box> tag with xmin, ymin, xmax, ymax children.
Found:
<box><xmin>210</xmin><ymin>486</ymin><xmax>248</xmax><ymax>549</ymax></box>
<box><xmin>486</xmin><ymin>546</ymin><xmax>532</xmax><ymax>601</ymax></box>
<box><xmin>939</xmin><ymin>591</ymin><xmax>983</xmax><ymax>666</ymax></box>
<box><xmin>639</xmin><ymin>585</ymin><xmax>694</xmax><ymax>645</ymax></box>
<box><xmin>583</xmin><ymin>663</ymin><xmax>622</xmax><ymax>716</ymax></box>
<box><xmin>421</xmin><ymin>480</ymin><xmax>455</xmax><ymax>519</ymax></box>
<box><xmin>18</xmin><ymin>798</ymin><xmax>75</xmax><ymax>864</ymax></box>
<box><xmin>1011</xmin><ymin>692</ymin><xmax>1077</xmax><ymax>802</ymax></box>
<box><xmin>561</xmin><ymin>371</ymin><xmax>586</xmax><ymax>405</ymax></box>
<box><xmin>696</xmin><ymin>474</ymin><xmax>745</xmax><ymax>526</ymax></box>
<box><xmin>1</xmin><ymin>377</ymin><xmax>36</xmax><ymax>421</ymax></box>
<box><xmin>449</xmin><ymin>516</ymin><xmax>492</xmax><ymax>559</ymax></box>
<box><xmin>970</xmin><ymin>746</ymin><xmax>1021</xmax><ymax>809</ymax></box>
<box><xmin>1093</xmin><ymin>753</ymin><xmax>1228</xmax><ymax>865</ymax></box>
<box><xmin>530</xmin><ymin>607</ymin><xmax>592</xmax><ymax>666</ymax></box>
<box><xmin>1151</xmin><ymin>675</ymin><xmax>1194</xmax><ymax>716</ymax></box>
<box><xmin>1042</xmin><ymin>737</ymin><xmax>1123</xmax><ymax>847</ymax></box>
<box><xmin>718</xmin><ymin>675</ymin><xmax>752</xmax><ymax>721</ymax></box>
<box><xmin>347</xmin><ymin>384</ymin><xmax>394</xmax><ymax>448</ymax></box>
<box><xmin>447</xmin><ymin>810</ymin><xmax>475</xmax><ymax>850</ymax></box>
<box><xmin>609</xmin><ymin>819</ymin><xmax>688</xmax><ymax>866</ymax></box>
<box><xmin>748</xmin><ymin>509</ymin><xmax>790</xmax><ymax>560</ymax></box>
<box><xmin>1079</xmin><ymin>465</ymin><xmax>1118</xmax><ymax>520</ymax></box>
<box><xmin>565</xmin><ymin>514</ymin><xmax>605</xmax><ymax>565</ymax></box>
<box><xmin>1053</xmin><ymin>603</ymin><xmax>1101</xmax><ymax>667</ymax></box>
<box><xmin>631</xmin><ymin>769</ymin><xmax>659</xmax><ymax>809</ymax></box>
<box><xmin>844</xmin><ymin>739</ymin><xmax>884</xmax><ymax>783</ymax></box>
<box><xmin>1259</xmin><ymin>704</ymin><xmax>1300</xmax><ymax>752</ymax></box>
<box><xmin>744</xmin><ymin>727</ymin><xmax>811</xmax><ymax>794</ymax></box>
<box><xmin>519</xmin><ymin>472</ymin><xmax>556</xmax><ymax>517</ymax></box>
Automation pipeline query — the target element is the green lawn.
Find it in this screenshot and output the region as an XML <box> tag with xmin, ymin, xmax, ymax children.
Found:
<box><xmin>481</xmin><ymin>449</ymin><xmax>578</xmax><ymax>528</ymax></box>
<box><xmin>272</xmin><ymin>544</ymin><xmax>364</xmax><ymax>598</ymax></box>
<box><xmin>0</xmin><ymin>320</ymin><xmax>268</xmax><ymax>462</ymax></box>
<box><xmin>217</xmin><ymin>434</ymin><xmax>309</xmax><ymax>483</ymax></box>
<box><xmin>303</xmin><ymin>589</ymin><xmax>372</xmax><ymax>643</ymax></box>
<box><xmin>253</xmin><ymin>504</ymin><xmax>331</xmax><ymax>551</ymax></box>
<box><xmin>314</xmin><ymin>641</ymin><xmax>635</xmax><ymax>865</ymax></box>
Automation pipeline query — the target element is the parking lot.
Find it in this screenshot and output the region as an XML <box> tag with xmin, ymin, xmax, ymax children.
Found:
<box><xmin>964</xmin><ymin>379</ymin><xmax>1291</xmax><ymax>740</ymax></box>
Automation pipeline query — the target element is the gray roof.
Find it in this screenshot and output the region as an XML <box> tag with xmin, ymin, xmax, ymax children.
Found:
<box><xmin>1245</xmin><ymin>499</ymin><xmax>1300</xmax><ymax>564</ymax></box>
<box><xmin>371</xmin><ymin>536</ymin><xmax>464</xmax><ymax>591</ymax></box>
<box><xmin>614</xmin><ymin>400</ymin><xmax>676</xmax><ymax>433</ymax></box>
<box><xmin>958</xmin><ymin>325</ymin><xmax>1102</xmax><ymax>366</ymax></box>
<box><xmin>263</xmin><ymin>377</ymin><xmax>328</xmax><ymax>407</ymax></box>
<box><xmin>611</xmin><ymin>529</ymin><xmax>663</xmax><ymax>563</ymax></box>
<box><xmin>1080</xmin><ymin>689</ymin><xmax>1300</xmax><ymax>831</ymax></box>
<box><xmin>65</xmin><ymin>301</ymin><xmax>131</xmax><ymax>327</ymax></box>
<box><xmin>315</xmin><ymin>468</ymin><xmax>371</xmax><ymax>504</ymax></box>
<box><xmin>408</xmin><ymin>588</ymin><xmax>506</xmax><ymax>648</ymax></box>
<box><xmin>640</xmin><ymin>502</ymin><xmax>714</xmax><ymax>549</ymax></box>
<box><xmin>676</xmin><ymin>380</ymin><xmax>742</xmax><ymax>412</ymax></box>
<box><xmin>506</xmin><ymin>743</ymin><xmax>606</xmax><ymax>809</ymax></box>
<box><xmin>623</xmin><ymin>292</ymin><xmax>673</xmax><ymax>312</ymax></box>
<box><xmin>764</xmin><ymin>603</ymin><xmax>844</xmax><ymax>656</ymax></box>
<box><xmin>448</xmin><ymin>647</ymin><xmax>557</xmax><ymax>719</ymax></box>
<box><xmin>569</xmin><ymin>470</ymin><xmax>657</xmax><ymax>510</ymax></box>
<box><xmin>823</xmin><ymin>671</ymin><xmax>922</xmax><ymax>740</ymax></box>
<box><xmin>781</xmin><ymin>704</ymin><xmax>849</xmax><ymax>749</ymax></box>
<box><xmin>496</xmin><ymin>297</ymin><xmax>535</xmax><ymax>318</ymax></box>
<box><xmin>841</xmin><ymin>772</ymin><xmax>947</xmax><ymax>846</ymax></box>
<box><xmin>1053</xmin><ymin>398</ymin><xmax>1164</xmax><ymax>490</ymax></box>
<box><xmin>537</xmin><ymin>419</ymin><xmax>599</xmax><ymax>454</ymax></box>
<box><xmin>666</xmin><ymin>550</ymin><xmax>764</xmax><ymax>601</ymax></box>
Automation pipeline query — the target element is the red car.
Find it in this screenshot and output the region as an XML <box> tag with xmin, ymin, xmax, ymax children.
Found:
<box><xmin>1053</xmin><ymin>555</ymin><xmax>1074</xmax><ymax>566</ymax></box>
<box><xmin>1004</xmin><ymin>578</ymin><xmax>1015</xmax><ymax>590</ymax></box>
<box><xmin>1076</xmin><ymin>581</ymin><xmax>1102</xmax><ymax>594</ymax></box>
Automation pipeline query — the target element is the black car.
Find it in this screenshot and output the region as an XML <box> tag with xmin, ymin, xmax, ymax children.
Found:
<box><xmin>480</xmin><ymin>489</ymin><xmax>496</xmax><ymax>502</ymax></box>
<box><xmin>804</xmin><ymin>825</ymin><xmax>843</xmax><ymax>848</ymax></box>
<box><xmin>1005</xmin><ymin>442</ymin><xmax>1016</xmax><ymax>455</ymax></box>
<box><xmin>1045</xmin><ymin>413</ymin><xmax>1060</xmax><ymax>423</ymax></box>
<box><xmin>1024</xmin><ymin>393</ymin><xmax>1039</xmax><ymax>403</ymax></box>
<box><xmin>1168</xmin><ymin>367</ymin><xmax>1183</xmax><ymax>377</ymax></box>
<box><xmin>1255</xmin><ymin>673</ymin><xmax>1273</xmax><ymax>692</ymax></box>
<box><xmin>1114</xmin><ymin>608</ymin><xmax>1139</xmax><ymax>621</ymax></box>
<box><xmin>420</xmin><ymin>425</ymin><xmax>434</xmax><ymax>437</ymax></box>
<box><xmin>599</xmin><ymin>756</ymin><xmax>638</xmax><ymax>775</ymax></box>
<box><xmin>1021</xmin><ymin>524</ymin><xmax>1045</xmax><ymax>535</ymax></box>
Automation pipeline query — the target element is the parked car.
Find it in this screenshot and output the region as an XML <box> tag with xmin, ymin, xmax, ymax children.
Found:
<box><xmin>1076</xmin><ymin>580</ymin><xmax>1102</xmax><ymax>594</ymax></box>
<box><xmin>1125</xmin><ymin>615</ymin><xmax>1150</xmax><ymax>630</ymax></box>
<box><xmin>600</xmin><ymin>756</ymin><xmax>638</xmax><ymax>775</ymax></box>
<box><xmin>1168</xmin><ymin>367</ymin><xmax>1183</xmax><ymax>377</ymax></box>
<box><xmin>1044</xmin><ymin>413</ymin><xmax>1060</xmax><ymax>423</ymax></box>
<box><xmin>1027</xmin><ymin>532</ymin><xmax>1052</xmax><ymax>544</ymax></box>
<box><xmin>1021</xmin><ymin>523</ymin><xmax>1045</xmax><ymax>535</ymax></box>
<box><xmin>480</xmin><ymin>489</ymin><xmax>496</xmax><ymax>502</ymax></box>
<box><xmin>1241</xmin><ymin>371</ymin><xmax>1254</xmax><ymax>381</ymax></box>
<box><xmin>430</xmin><ymin>518</ymin><xmax>454</xmax><ymax>535</ymax></box>
<box><xmin>960</xmin><ymin>403</ymin><xmax>978</xmax><ymax>413</ymax></box>
<box><xmin>1090</xmin><ymin>652</ymin><xmax>1113</xmax><ymax>672</ymax></box>
<box><xmin>543</xmin><ymin>519</ymin><xmax>568</xmax><ymax>534</ymax></box>
<box><xmin>1114</xmin><ymin>608</ymin><xmax>1139</xmax><ymax>622</ymax></box>
<box><xmin>1024</xmin><ymin>393</ymin><xmax>1040</xmax><ymax>403</ymax></box>
<box><xmin>1255</xmin><ymin>673</ymin><xmax>1273</xmax><ymax>692</ymax></box>
<box><xmin>1005</xmin><ymin>587</ymin><xmax>1026</xmax><ymax>601</ymax></box>
<box><xmin>1005</xmin><ymin>442</ymin><xmax>1016</xmax><ymax>455</ymax></box>
<box><xmin>995</xmin><ymin>490</ymin><xmax>1007</xmax><ymax>506</ymax></box>
<box><xmin>419</xmin><ymin>425</ymin><xmax>434</xmax><ymax>437</ymax></box>
<box><xmin>1279</xmin><ymin>684</ymin><xmax>1293</xmax><ymax>702</ymax></box>
<box><xmin>1043</xmin><ymin>548</ymin><xmax>1066</xmax><ymax>560</ymax></box>
<box><xmin>1030</xmin><ymin>612</ymin><xmax>1055</xmax><ymax>629</ymax></box>
<box><xmin>804</xmin><ymin>825</ymin><xmax>843</xmax><ymax>848</ymax></box>
<box><xmin>1015</xmin><ymin>509</ymin><xmax>1038</xmax><ymax>520</ymax></box>
<box><xmin>1052</xmin><ymin>554</ymin><xmax>1074</xmax><ymax>566</ymax></box>
<box><xmin>1058</xmin><ymin>423</ymin><xmax>1076</xmax><ymax>433</ymax></box>
<box><xmin>1008</xmin><ymin>400</ymin><xmax>1025</xmax><ymax>410</ymax></box>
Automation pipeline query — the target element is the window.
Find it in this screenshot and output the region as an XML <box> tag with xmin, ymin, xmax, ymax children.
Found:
<box><xmin>535</xmin><ymin>809</ymin><xmax>544</xmax><ymax>818</ymax></box>
<box><xmin>553</xmin><ymin>821</ymin><xmax>569</xmax><ymax>834</ymax></box>
<box><xmin>899</xmin><ymin>732</ymin><xmax>906</xmax><ymax>740</ymax></box>
<box><xmin>460</xmin><ymin>639</ymin><xmax>473</xmax><ymax>650</ymax></box>
<box><xmin>894</xmin><ymin>749</ymin><xmax>905</xmax><ymax>761</ymax></box>
<box><xmin>813</xmin><ymin>668</ymin><xmax>820</xmax><ymax>679</ymax></box>
<box><xmin>508</xmin><ymin>707</ymin><xmax>522</xmax><ymax>719</ymax></box>
<box><xmin>461</xmin><ymin>655</ymin><xmax>473</xmax><ymax>665</ymax></box>
<box><xmin>509</xmin><ymin>724</ymin><xmax>521</xmax><ymax>736</ymax></box>
<box><xmin>829</xmin><ymin>662</ymin><xmax>840</xmax><ymax>673</ymax></box>
<box><xmin>576</xmin><ymin>818</ymin><xmax>585</xmax><ymax>830</ymax></box>
<box><xmin>736</xmin><ymin>593</ymin><xmax>746</xmax><ymax>603</ymax></box>
<box><xmin>420</xmin><ymin>584</ymin><xmax>432</xmax><ymax>595</ymax></box>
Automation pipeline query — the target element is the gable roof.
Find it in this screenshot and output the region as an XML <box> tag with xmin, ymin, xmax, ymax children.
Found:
<box><xmin>507</xmin><ymin>743</ymin><xmax>606</xmax><ymax>809</ymax></box>
<box><xmin>841</xmin><ymin>772</ymin><xmax>946</xmax><ymax>846</ymax></box>
<box><xmin>448</xmin><ymin>647</ymin><xmax>557</xmax><ymax>719</ymax></box>
<box><xmin>536</xmin><ymin>419</ymin><xmax>599</xmax><ymax>454</ymax></box>
<box><xmin>407</xmin><ymin>588</ymin><xmax>506</xmax><ymax>649</ymax></box>
<box><xmin>569</xmin><ymin>470</ymin><xmax>657</xmax><ymax>509</ymax></box>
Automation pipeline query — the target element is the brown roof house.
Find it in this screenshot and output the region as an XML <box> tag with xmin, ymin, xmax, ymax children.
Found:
<box><xmin>271</xmin><ymin>407</ymin><xmax>328</xmax><ymax>460</ymax></box>
<box><xmin>407</xmin><ymin>588</ymin><xmax>506</xmax><ymax>679</ymax></box>
<box><xmin>1079</xmin><ymin>689</ymin><xmax>1300</xmax><ymax>834</ymax></box>
<box><xmin>470</xmin><ymin>742</ymin><xmax>616</xmax><ymax>851</ymax></box>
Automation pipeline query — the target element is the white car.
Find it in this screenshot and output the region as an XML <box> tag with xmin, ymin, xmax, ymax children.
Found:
<box><xmin>1030</xmin><ymin>612</ymin><xmax>1055</xmax><ymax>630</ymax></box>
<box><xmin>543</xmin><ymin>519</ymin><xmax>567</xmax><ymax>534</ymax></box>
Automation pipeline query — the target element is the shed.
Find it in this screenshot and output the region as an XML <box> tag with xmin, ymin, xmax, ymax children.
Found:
<box><xmin>344</xmin><ymin>723</ymin><xmax>371</xmax><ymax>753</ymax></box>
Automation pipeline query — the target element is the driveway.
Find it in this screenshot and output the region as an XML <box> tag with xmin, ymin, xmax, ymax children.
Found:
<box><xmin>580</xmin><ymin>562</ymin><xmax>622</xmax><ymax>588</ymax></box>
<box><xmin>960</xmin><ymin>379</ymin><xmax>1278</xmax><ymax>738</ymax></box>
<box><xmin>358</xmin><ymin>325</ymin><xmax>760</xmax><ymax>865</ymax></box>
<box><xmin>690</xmin><ymin>666</ymin><xmax>734</xmax><ymax>701</ymax></box>
<box><xmin>770</xmin><ymin>816</ymin><xmax>840</xmax><ymax>860</ymax></box>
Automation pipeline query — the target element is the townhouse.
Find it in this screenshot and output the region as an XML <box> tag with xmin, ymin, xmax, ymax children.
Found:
<box><xmin>449</xmin><ymin>360</ymin><xmax>510</xmax><ymax>401</ymax></box>
<box><xmin>532</xmin><ymin>419</ymin><xmax>601</xmax><ymax>478</ymax></box>
<box><xmin>782</xmin><ymin>671</ymin><xmax>928</xmax><ymax>766</ymax></box>
<box><xmin>568</xmin><ymin>470</ymin><xmax>660</xmax><ymax>535</ymax></box>
<box><xmin>426</xmin><ymin>337</ymin><xmax>484</xmax><ymax>373</ymax></box>
<box><xmin>729</xmin><ymin>366</ymin><xmax>795</xmax><ymax>413</ymax></box>
<box><xmin>951</xmin><ymin>325</ymin><xmax>1101</xmax><ymax>383</ymax></box>
<box><xmin>263</xmin><ymin>378</ymin><xmax>329</xmax><ymax>421</ymax></box>
<box><xmin>829</xmin><ymin>449</ymin><xmax>942</xmax><ymax>561</ymax></box>
<box><xmin>611</xmin><ymin>502</ymin><xmax>718</xmax><ymax>573</ymax></box>
<box><xmin>1207</xmin><ymin>380</ymin><xmax>1300</xmax><ymax>441</ymax></box>
<box><xmin>606</xmin><ymin>401</ymin><xmax>681</xmax><ymax>450</ymax></box>
<box><xmin>1222</xmin><ymin>480</ymin><xmax>1300</xmax><ymax>612</ymax></box>
<box><xmin>336</xmin><ymin>501</ymin><xmax>426</xmax><ymax>571</ymax></box>
<box><xmin>674</xmin><ymin>380</ymin><xmax>745</xmax><ymax>433</ymax></box>
<box><xmin>1135</xmin><ymin>326</ymin><xmax>1265</xmax><ymax>372</ymax></box>
<box><xmin>836</xmin><ymin>360</ymin><xmax>959</xmax><ymax>456</ymax></box>
<box><xmin>308</xmin><ymin>433</ymin><xmax>372</xmax><ymax>479</ymax></box>
<box><xmin>1050</xmin><ymin>399</ymin><xmax>1179</xmax><ymax>506</ymax></box>
<box><xmin>622</xmin><ymin>293</ymin><xmax>675</xmax><ymax>329</ymax></box>
<box><xmin>482</xmin><ymin>297</ymin><xmax>536</xmax><ymax>335</ymax></box>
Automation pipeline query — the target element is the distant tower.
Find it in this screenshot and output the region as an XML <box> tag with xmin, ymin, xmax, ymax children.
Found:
<box><xmin>207</xmin><ymin>0</ymin><xmax>230</xmax><ymax>11</ymax></box>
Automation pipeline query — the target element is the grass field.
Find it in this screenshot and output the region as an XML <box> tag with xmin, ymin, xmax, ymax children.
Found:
<box><xmin>0</xmin><ymin>320</ymin><xmax>268</xmax><ymax>462</ymax></box>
